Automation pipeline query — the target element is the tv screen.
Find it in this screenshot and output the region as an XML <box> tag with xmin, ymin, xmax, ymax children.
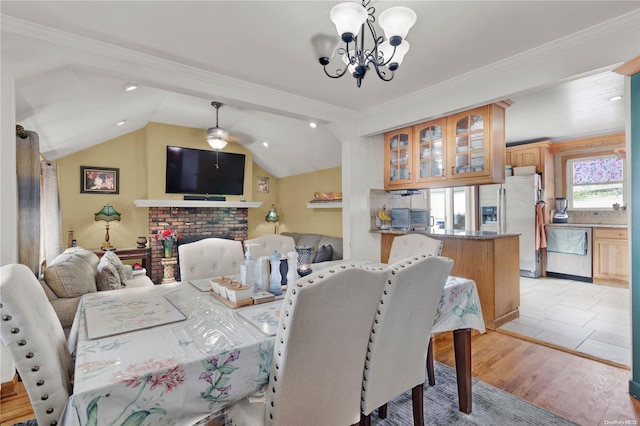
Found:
<box><xmin>165</xmin><ymin>146</ymin><xmax>245</xmax><ymax>195</ymax></box>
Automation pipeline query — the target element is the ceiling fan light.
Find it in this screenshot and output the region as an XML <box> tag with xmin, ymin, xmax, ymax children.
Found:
<box><xmin>330</xmin><ymin>2</ymin><xmax>367</xmax><ymax>42</ymax></box>
<box><xmin>207</xmin><ymin>137</ymin><xmax>228</xmax><ymax>151</ymax></box>
<box><xmin>378</xmin><ymin>6</ymin><xmax>416</xmax><ymax>44</ymax></box>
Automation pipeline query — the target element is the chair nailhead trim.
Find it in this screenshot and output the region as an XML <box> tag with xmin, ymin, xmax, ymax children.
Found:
<box><xmin>18</xmin><ymin>340</ymin><xmax>26</xmax><ymax>346</ymax></box>
<box><xmin>11</xmin><ymin>327</ymin><xmax>19</xmax><ymax>333</ymax></box>
<box><xmin>26</xmin><ymin>352</ymin><xmax>34</xmax><ymax>358</ymax></box>
<box><xmin>31</xmin><ymin>365</ymin><xmax>39</xmax><ymax>372</ymax></box>
<box><xmin>41</xmin><ymin>394</ymin><xmax>49</xmax><ymax>400</ymax></box>
<box><xmin>37</xmin><ymin>380</ymin><xmax>44</xmax><ymax>386</ymax></box>
<box><xmin>51</xmin><ymin>422</ymin><xmax>57</xmax><ymax>426</ymax></box>
<box><xmin>3</xmin><ymin>314</ymin><xmax>11</xmax><ymax>321</ymax></box>
<box><xmin>46</xmin><ymin>408</ymin><xmax>54</xmax><ymax>414</ymax></box>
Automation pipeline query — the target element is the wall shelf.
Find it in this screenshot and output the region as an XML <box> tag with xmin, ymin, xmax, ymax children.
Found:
<box><xmin>133</xmin><ymin>200</ymin><xmax>263</xmax><ymax>208</ymax></box>
<box><xmin>306</xmin><ymin>202</ymin><xmax>342</xmax><ymax>209</ymax></box>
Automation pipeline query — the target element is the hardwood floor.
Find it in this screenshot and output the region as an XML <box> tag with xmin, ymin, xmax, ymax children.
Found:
<box><xmin>2</xmin><ymin>330</ymin><xmax>639</xmax><ymax>425</ymax></box>
<box><xmin>433</xmin><ymin>330</ymin><xmax>640</xmax><ymax>424</ymax></box>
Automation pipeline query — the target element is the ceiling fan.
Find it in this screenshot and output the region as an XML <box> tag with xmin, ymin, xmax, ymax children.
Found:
<box><xmin>207</xmin><ymin>101</ymin><xmax>232</xmax><ymax>151</ymax></box>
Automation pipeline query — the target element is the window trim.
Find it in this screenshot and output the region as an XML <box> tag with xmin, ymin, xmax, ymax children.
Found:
<box><xmin>562</xmin><ymin>149</ymin><xmax>624</xmax><ymax>210</ymax></box>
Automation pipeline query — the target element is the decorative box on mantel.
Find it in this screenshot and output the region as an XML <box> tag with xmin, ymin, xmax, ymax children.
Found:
<box><xmin>135</xmin><ymin>200</ymin><xmax>262</xmax><ymax>283</ymax></box>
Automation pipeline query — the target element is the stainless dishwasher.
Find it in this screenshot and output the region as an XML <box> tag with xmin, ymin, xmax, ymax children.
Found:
<box><xmin>545</xmin><ymin>226</ymin><xmax>592</xmax><ymax>282</ymax></box>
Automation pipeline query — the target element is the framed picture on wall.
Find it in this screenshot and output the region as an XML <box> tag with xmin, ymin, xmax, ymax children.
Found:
<box><xmin>80</xmin><ymin>166</ymin><xmax>119</xmax><ymax>194</ymax></box>
<box><xmin>256</xmin><ymin>176</ymin><xmax>269</xmax><ymax>193</ymax></box>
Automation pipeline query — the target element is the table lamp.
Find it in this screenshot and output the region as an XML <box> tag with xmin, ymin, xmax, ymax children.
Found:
<box><xmin>265</xmin><ymin>204</ymin><xmax>280</xmax><ymax>233</ymax></box>
<box><xmin>295</xmin><ymin>245</ymin><xmax>313</xmax><ymax>277</ymax></box>
<box><xmin>95</xmin><ymin>204</ymin><xmax>121</xmax><ymax>250</ymax></box>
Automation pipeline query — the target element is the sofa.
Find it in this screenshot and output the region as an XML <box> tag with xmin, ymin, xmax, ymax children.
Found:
<box><xmin>39</xmin><ymin>247</ymin><xmax>154</xmax><ymax>334</ymax></box>
<box><xmin>281</xmin><ymin>232</ymin><xmax>343</xmax><ymax>262</ymax></box>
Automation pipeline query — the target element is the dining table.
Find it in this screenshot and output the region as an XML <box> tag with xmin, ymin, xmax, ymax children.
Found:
<box><xmin>61</xmin><ymin>265</ymin><xmax>485</xmax><ymax>425</ymax></box>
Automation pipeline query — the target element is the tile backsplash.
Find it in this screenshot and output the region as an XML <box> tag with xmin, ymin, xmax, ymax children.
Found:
<box><xmin>565</xmin><ymin>209</ymin><xmax>628</xmax><ymax>225</ymax></box>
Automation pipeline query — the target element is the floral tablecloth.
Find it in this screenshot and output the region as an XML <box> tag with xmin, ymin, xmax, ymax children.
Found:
<box><xmin>61</xmin><ymin>275</ymin><xmax>483</xmax><ymax>425</ymax></box>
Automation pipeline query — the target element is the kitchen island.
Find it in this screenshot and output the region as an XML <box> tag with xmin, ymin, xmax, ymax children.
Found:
<box><xmin>378</xmin><ymin>229</ymin><xmax>520</xmax><ymax>330</ymax></box>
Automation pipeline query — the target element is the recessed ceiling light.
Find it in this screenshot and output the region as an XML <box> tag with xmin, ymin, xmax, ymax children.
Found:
<box><xmin>609</xmin><ymin>95</ymin><xmax>623</xmax><ymax>101</ymax></box>
<box><xmin>116</xmin><ymin>120</ymin><xmax>126</xmax><ymax>126</ymax></box>
<box><xmin>122</xmin><ymin>82</ymin><xmax>138</xmax><ymax>92</ymax></box>
<box><xmin>263</xmin><ymin>142</ymin><xmax>269</xmax><ymax>147</ymax></box>
<box><xmin>309</xmin><ymin>122</ymin><xmax>317</xmax><ymax>128</ymax></box>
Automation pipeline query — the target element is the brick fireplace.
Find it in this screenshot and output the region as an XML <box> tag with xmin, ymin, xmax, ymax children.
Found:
<box><xmin>148</xmin><ymin>206</ymin><xmax>248</xmax><ymax>283</ymax></box>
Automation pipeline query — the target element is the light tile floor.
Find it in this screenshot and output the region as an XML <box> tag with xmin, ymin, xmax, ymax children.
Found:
<box><xmin>498</xmin><ymin>276</ymin><xmax>631</xmax><ymax>366</ymax></box>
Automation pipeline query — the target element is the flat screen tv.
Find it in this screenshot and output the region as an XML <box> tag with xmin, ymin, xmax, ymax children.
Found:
<box><xmin>165</xmin><ymin>146</ymin><xmax>245</xmax><ymax>195</ymax></box>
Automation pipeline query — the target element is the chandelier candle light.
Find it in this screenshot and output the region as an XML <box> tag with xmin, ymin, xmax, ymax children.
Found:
<box><xmin>313</xmin><ymin>0</ymin><xmax>416</xmax><ymax>87</ymax></box>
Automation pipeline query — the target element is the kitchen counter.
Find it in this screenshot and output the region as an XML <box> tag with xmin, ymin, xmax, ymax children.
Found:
<box><xmin>379</xmin><ymin>230</ymin><xmax>520</xmax><ymax>330</ymax></box>
<box><xmin>545</xmin><ymin>223</ymin><xmax>627</xmax><ymax>229</ymax></box>
<box><xmin>374</xmin><ymin>229</ymin><xmax>520</xmax><ymax>239</ymax></box>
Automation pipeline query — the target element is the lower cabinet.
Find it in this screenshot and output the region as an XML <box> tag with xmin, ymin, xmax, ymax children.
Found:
<box><xmin>381</xmin><ymin>232</ymin><xmax>520</xmax><ymax>330</ymax></box>
<box><xmin>592</xmin><ymin>228</ymin><xmax>629</xmax><ymax>286</ymax></box>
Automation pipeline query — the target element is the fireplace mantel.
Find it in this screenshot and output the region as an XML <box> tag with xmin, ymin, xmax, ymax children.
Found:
<box><xmin>133</xmin><ymin>199</ymin><xmax>263</xmax><ymax>208</ymax></box>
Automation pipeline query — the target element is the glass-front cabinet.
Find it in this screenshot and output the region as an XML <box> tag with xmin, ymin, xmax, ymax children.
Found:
<box><xmin>383</xmin><ymin>102</ymin><xmax>509</xmax><ymax>190</ymax></box>
<box><xmin>414</xmin><ymin>119</ymin><xmax>446</xmax><ymax>183</ymax></box>
<box><xmin>384</xmin><ymin>127</ymin><xmax>413</xmax><ymax>187</ymax></box>
<box><xmin>449</xmin><ymin>107</ymin><xmax>490</xmax><ymax>180</ymax></box>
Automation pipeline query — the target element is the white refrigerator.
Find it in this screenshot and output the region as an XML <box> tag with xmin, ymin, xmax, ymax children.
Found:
<box><xmin>478</xmin><ymin>174</ymin><xmax>542</xmax><ymax>278</ymax></box>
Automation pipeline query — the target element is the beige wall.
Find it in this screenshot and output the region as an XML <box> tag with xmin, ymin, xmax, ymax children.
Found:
<box><xmin>58</xmin><ymin>129</ymin><xmax>149</xmax><ymax>250</ymax></box>
<box><xmin>277</xmin><ymin>167</ymin><xmax>342</xmax><ymax>237</ymax></box>
<box><xmin>56</xmin><ymin>123</ymin><xmax>341</xmax><ymax>250</ymax></box>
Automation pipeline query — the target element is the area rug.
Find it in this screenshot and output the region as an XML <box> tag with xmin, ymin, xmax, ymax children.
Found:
<box><xmin>15</xmin><ymin>362</ymin><xmax>575</xmax><ymax>426</ymax></box>
<box><xmin>372</xmin><ymin>361</ymin><xmax>577</xmax><ymax>425</ymax></box>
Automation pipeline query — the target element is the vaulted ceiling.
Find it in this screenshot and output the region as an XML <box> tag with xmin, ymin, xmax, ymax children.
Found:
<box><xmin>2</xmin><ymin>1</ymin><xmax>638</xmax><ymax>178</ymax></box>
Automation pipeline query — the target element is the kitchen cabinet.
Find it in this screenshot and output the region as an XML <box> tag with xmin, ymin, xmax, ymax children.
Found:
<box><xmin>413</xmin><ymin>118</ymin><xmax>447</xmax><ymax>184</ymax></box>
<box><xmin>593</xmin><ymin>228</ymin><xmax>628</xmax><ymax>286</ymax></box>
<box><xmin>380</xmin><ymin>231</ymin><xmax>520</xmax><ymax>330</ymax></box>
<box><xmin>384</xmin><ymin>127</ymin><xmax>414</xmax><ymax>187</ymax></box>
<box><xmin>506</xmin><ymin>140</ymin><xmax>552</xmax><ymax>174</ymax></box>
<box><xmin>383</xmin><ymin>102</ymin><xmax>510</xmax><ymax>190</ymax></box>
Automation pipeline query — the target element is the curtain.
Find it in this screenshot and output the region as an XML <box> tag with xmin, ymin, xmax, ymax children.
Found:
<box><xmin>16</xmin><ymin>127</ymin><xmax>40</xmax><ymax>275</ymax></box>
<box><xmin>41</xmin><ymin>160</ymin><xmax>62</xmax><ymax>267</ymax></box>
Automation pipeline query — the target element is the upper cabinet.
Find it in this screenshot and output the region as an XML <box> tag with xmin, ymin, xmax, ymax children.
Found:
<box><xmin>506</xmin><ymin>140</ymin><xmax>552</xmax><ymax>174</ymax></box>
<box><xmin>384</xmin><ymin>102</ymin><xmax>510</xmax><ymax>190</ymax></box>
<box><xmin>384</xmin><ymin>127</ymin><xmax>414</xmax><ymax>186</ymax></box>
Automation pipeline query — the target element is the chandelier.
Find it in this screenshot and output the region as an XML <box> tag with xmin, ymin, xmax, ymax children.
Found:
<box><xmin>207</xmin><ymin>101</ymin><xmax>229</xmax><ymax>151</ymax></box>
<box><xmin>313</xmin><ymin>0</ymin><xmax>416</xmax><ymax>87</ymax></box>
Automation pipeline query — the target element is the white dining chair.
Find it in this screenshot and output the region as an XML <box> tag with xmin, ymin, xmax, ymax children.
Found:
<box><xmin>178</xmin><ymin>237</ymin><xmax>245</xmax><ymax>281</ymax></box>
<box><xmin>243</xmin><ymin>234</ymin><xmax>296</xmax><ymax>259</ymax></box>
<box><xmin>0</xmin><ymin>263</ymin><xmax>74</xmax><ymax>426</ymax></box>
<box><xmin>360</xmin><ymin>255</ymin><xmax>454</xmax><ymax>426</ymax></box>
<box><xmin>225</xmin><ymin>263</ymin><xmax>388</xmax><ymax>426</ymax></box>
<box><xmin>387</xmin><ymin>233</ymin><xmax>444</xmax><ymax>387</ymax></box>
<box><xmin>387</xmin><ymin>234</ymin><xmax>443</xmax><ymax>264</ymax></box>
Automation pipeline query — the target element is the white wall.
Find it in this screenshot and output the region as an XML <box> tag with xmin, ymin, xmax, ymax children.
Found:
<box><xmin>0</xmin><ymin>70</ymin><xmax>18</xmax><ymax>383</ymax></box>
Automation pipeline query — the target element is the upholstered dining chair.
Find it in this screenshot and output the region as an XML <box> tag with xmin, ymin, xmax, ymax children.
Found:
<box><xmin>225</xmin><ymin>263</ymin><xmax>388</xmax><ymax>426</ymax></box>
<box><xmin>387</xmin><ymin>234</ymin><xmax>443</xmax><ymax>264</ymax></box>
<box><xmin>178</xmin><ymin>237</ymin><xmax>245</xmax><ymax>281</ymax></box>
<box><xmin>0</xmin><ymin>263</ymin><xmax>74</xmax><ymax>426</ymax></box>
<box><xmin>360</xmin><ymin>255</ymin><xmax>454</xmax><ymax>426</ymax></box>
<box><xmin>243</xmin><ymin>234</ymin><xmax>296</xmax><ymax>258</ymax></box>
<box><xmin>387</xmin><ymin>233</ymin><xmax>444</xmax><ymax>387</ymax></box>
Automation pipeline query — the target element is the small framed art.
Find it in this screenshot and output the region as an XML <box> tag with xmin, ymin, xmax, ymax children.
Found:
<box><xmin>256</xmin><ymin>176</ymin><xmax>269</xmax><ymax>193</ymax></box>
<box><xmin>80</xmin><ymin>166</ymin><xmax>119</xmax><ymax>194</ymax></box>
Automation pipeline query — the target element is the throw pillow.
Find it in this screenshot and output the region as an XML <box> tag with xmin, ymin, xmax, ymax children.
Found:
<box><xmin>96</xmin><ymin>257</ymin><xmax>122</xmax><ymax>291</ymax></box>
<box><xmin>313</xmin><ymin>245</ymin><xmax>333</xmax><ymax>263</ymax></box>
<box><xmin>102</xmin><ymin>250</ymin><xmax>127</xmax><ymax>287</ymax></box>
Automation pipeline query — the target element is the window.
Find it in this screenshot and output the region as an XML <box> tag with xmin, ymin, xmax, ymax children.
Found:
<box><xmin>567</xmin><ymin>155</ymin><xmax>624</xmax><ymax>209</ymax></box>
<box><xmin>429</xmin><ymin>186</ymin><xmax>474</xmax><ymax>230</ymax></box>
